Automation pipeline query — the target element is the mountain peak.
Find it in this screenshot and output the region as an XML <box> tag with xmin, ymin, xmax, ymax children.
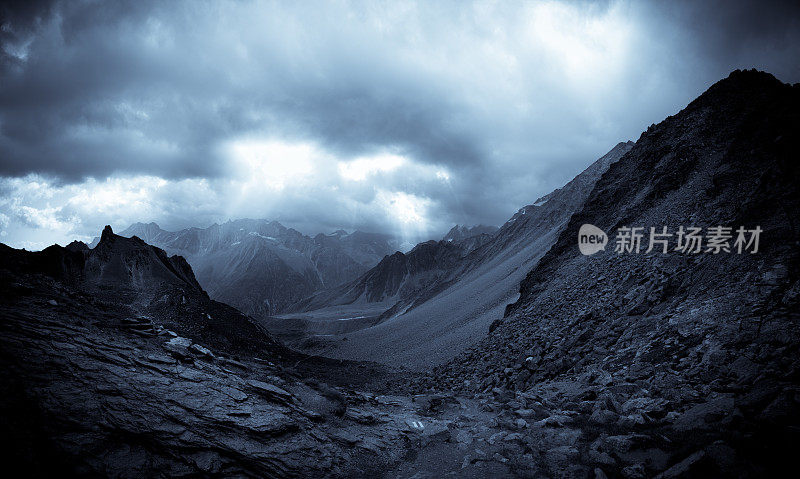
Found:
<box><xmin>100</xmin><ymin>225</ymin><xmax>114</xmax><ymax>242</ymax></box>
<box><xmin>726</xmin><ymin>68</ymin><xmax>780</xmax><ymax>84</ymax></box>
<box><xmin>687</xmin><ymin>69</ymin><xmax>786</xmax><ymax>113</ymax></box>
<box><xmin>65</xmin><ymin>240</ymin><xmax>89</xmax><ymax>252</ymax></box>
<box><xmin>130</xmin><ymin>221</ymin><xmax>160</xmax><ymax>228</ymax></box>
<box><xmin>443</xmin><ymin>224</ymin><xmax>498</xmax><ymax>242</ymax></box>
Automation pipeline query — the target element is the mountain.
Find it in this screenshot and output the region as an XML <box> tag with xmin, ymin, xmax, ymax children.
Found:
<box><xmin>431</xmin><ymin>70</ymin><xmax>800</xmax><ymax>476</ymax></box>
<box><xmin>2</xmin><ymin>225</ymin><xmax>281</xmax><ymax>355</ymax></box>
<box><xmin>280</xmin><ymin>141</ymin><xmax>634</xmax><ymax>365</ymax></box>
<box><xmin>288</xmin><ymin>239</ymin><xmax>468</xmax><ymax>315</ymax></box>
<box><xmin>442</xmin><ymin>224</ymin><xmax>498</xmax><ymax>254</ymax></box>
<box><xmin>88</xmin><ymin>225</ymin><xmax>203</xmax><ymax>295</ymax></box>
<box><xmin>92</xmin><ymin>219</ymin><xmax>401</xmax><ymax>318</ymax></box>
<box><xmin>442</xmin><ymin>224</ymin><xmax>497</xmax><ymax>243</ymax></box>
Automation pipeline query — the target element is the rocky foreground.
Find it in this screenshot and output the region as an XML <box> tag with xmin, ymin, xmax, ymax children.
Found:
<box><xmin>0</xmin><ymin>270</ymin><xmax>713</xmax><ymax>478</ymax></box>
<box><xmin>5</xmin><ymin>267</ymin><xmax>797</xmax><ymax>478</ymax></box>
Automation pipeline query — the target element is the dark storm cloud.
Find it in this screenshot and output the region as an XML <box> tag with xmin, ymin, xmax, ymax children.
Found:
<box><xmin>643</xmin><ymin>0</ymin><xmax>800</xmax><ymax>81</ymax></box>
<box><xmin>1</xmin><ymin>0</ymin><xmax>799</xmax><ymax>248</ymax></box>
<box><xmin>0</xmin><ymin>0</ymin><xmax>486</xmax><ymax>181</ymax></box>
<box><xmin>660</xmin><ymin>0</ymin><xmax>800</xmax><ymax>59</ymax></box>
<box><xmin>0</xmin><ymin>0</ymin><xmax>57</xmax><ymax>33</ymax></box>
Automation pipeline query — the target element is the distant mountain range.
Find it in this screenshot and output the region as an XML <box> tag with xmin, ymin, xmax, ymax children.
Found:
<box><xmin>90</xmin><ymin>219</ymin><xmax>404</xmax><ymax>318</ymax></box>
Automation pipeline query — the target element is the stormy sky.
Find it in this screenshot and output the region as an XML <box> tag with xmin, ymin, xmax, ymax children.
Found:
<box><xmin>1</xmin><ymin>0</ymin><xmax>799</xmax><ymax>249</ymax></box>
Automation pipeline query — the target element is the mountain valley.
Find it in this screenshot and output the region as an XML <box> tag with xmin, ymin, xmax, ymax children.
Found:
<box><xmin>2</xmin><ymin>70</ymin><xmax>799</xmax><ymax>478</ymax></box>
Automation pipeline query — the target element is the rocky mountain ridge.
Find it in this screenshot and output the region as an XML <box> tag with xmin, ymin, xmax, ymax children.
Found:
<box><xmin>2</xmin><ymin>225</ymin><xmax>283</xmax><ymax>357</ymax></box>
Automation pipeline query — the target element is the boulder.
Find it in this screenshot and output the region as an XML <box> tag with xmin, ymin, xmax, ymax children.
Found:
<box><xmin>164</xmin><ymin>337</ymin><xmax>193</xmax><ymax>360</ymax></box>
<box><xmin>189</xmin><ymin>343</ymin><xmax>215</xmax><ymax>359</ymax></box>
<box><xmin>673</xmin><ymin>396</ymin><xmax>734</xmax><ymax>432</ymax></box>
<box><xmin>655</xmin><ymin>451</ymin><xmax>705</xmax><ymax>479</ymax></box>
<box><xmin>246</xmin><ymin>379</ymin><xmax>293</xmax><ymax>405</ymax></box>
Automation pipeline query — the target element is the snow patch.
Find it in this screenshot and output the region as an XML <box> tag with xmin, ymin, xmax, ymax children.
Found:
<box><xmin>248</xmin><ymin>232</ymin><xmax>277</xmax><ymax>241</ymax></box>
<box><xmin>338</xmin><ymin>315</ymin><xmax>367</xmax><ymax>321</ymax></box>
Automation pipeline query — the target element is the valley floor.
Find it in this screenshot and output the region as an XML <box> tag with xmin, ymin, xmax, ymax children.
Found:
<box><xmin>268</xmin><ymin>227</ymin><xmax>561</xmax><ymax>372</ymax></box>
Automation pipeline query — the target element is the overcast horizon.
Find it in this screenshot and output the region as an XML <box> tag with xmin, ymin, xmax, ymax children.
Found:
<box><xmin>2</xmin><ymin>0</ymin><xmax>799</xmax><ymax>250</ymax></box>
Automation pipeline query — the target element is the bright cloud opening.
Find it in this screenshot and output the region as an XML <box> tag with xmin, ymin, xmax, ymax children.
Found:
<box><xmin>227</xmin><ymin>139</ymin><xmax>317</xmax><ymax>190</ymax></box>
<box><xmin>337</xmin><ymin>153</ymin><xmax>407</xmax><ymax>181</ymax></box>
<box><xmin>376</xmin><ymin>190</ymin><xmax>430</xmax><ymax>227</ymax></box>
<box><xmin>526</xmin><ymin>1</ymin><xmax>632</xmax><ymax>84</ymax></box>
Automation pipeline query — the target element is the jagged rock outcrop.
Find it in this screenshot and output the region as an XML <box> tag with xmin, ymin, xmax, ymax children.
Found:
<box><xmin>443</xmin><ymin>224</ymin><xmax>497</xmax><ymax>243</ymax></box>
<box><xmin>87</xmin><ymin>225</ymin><xmax>203</xmax><ymax>296</ymax></box>
<box><xmin>1</xmin><ymin>226</ymin><xmax>282</xmax><ymax>357</ymax></box>
<box><xmin>443</xmin><ymin>224</ymin><xmax>498</xmax><ymax>254</ymax></box>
